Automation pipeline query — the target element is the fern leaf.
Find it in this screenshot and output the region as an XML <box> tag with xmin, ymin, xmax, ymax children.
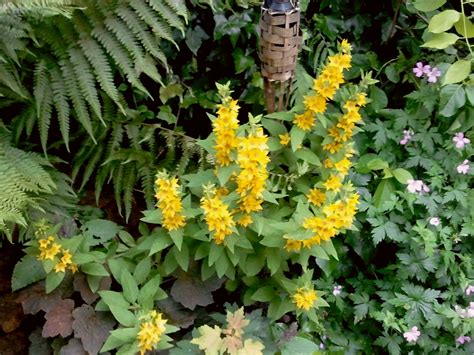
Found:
<box><xmin>49</xmin><ymin>66</ymin><xmax>71</xmax><ymax>150</ymax></box>
<box><xmin>38</xmin><ymin>85</ymin><xmax>53</xmax><ymax>153</ymax></box>
<box><xmin>115</xmin><ymin>6</ymin><xmax>168</xmax><ymax>69</ymax></box>
<box><xmin>129</xmin><ymin>0</ymin><xmax>176</xmax><ymax>46</ymax></box>
<box><xmin>78</xmin><ymin>37</ymin><xmax>124</xmax><ymax>114</ymax></box>
<box><xmin>104</xmin><ymin>16</ymin><xmax>145</xmax><ymax>64</ymax></box>
<box><xmin>33</xmin><ymin>60</ymin><xmax>49</xmax><ymax>115</ymax></box>
<box><xmin>122</xmin><ymin>163</ymin><xmax>137</xmax><ymax>222</ymax></box>
<box><xmin>0</xmin><ymin>62</ymin><xmax>29</xmax><ymax>99</ymax></box>
<box><xmin>68</xmin><ymin>47</ymin><xmax>103</xmax><ymax>124</ymax></box>
<box><xmin>79</xmin><ymin>144</ymin><xmax>104</xmax><ymax>191</ymax></box>
<box><xmin>148</xmin><ymin>0</ymin><xmax>185</xmax><ymax>36</ymax></box>
<box><xmin>163</xmin><ymin>0</ymin><xmax>188</xmax><ymax>24</ymax></box>
<box><xmin>60</xmin><ymin>60</ymin><xmax>96</xmax><ymax>143</ymax></box>
<box><xmin>113</xmin><ymin>163</ymin><xmax>124</xmax><ymax>216</ymax></box>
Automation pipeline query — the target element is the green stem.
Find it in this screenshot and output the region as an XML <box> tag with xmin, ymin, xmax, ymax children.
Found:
<box><xmin>461</xmin><ymin>0</ymin><xmax>473</xmax><ymax>57</ymax></box>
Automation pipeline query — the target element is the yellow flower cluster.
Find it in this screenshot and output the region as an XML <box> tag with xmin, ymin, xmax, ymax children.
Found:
<box><xmin>292</xmin><ymin>287</ymin><xmax>317</xmax><ymax>310</ymax></box>
<box><xmin>201</xmin><ymin>192</ymin><xmax>235</xmax><ymax>244</ymax></box>
<box><xmin>155</xmin><ymin>176</ymin><xmax>186</xmax><ymax>231</ymax></box>
<box><xmin>37</xmin><ymin>236</ymin><xmax>77</xmax><ymax>273</ymax></box>
<box><xmin>213</xmin><ymin>97</ymin><xmax>240</xmax><ymax>166</ymax></box>
<box><xmin>235</xmin><ymin>128</ymin><xmax>269</xmax><ymax>226</ymax></box>
<box><xmin>323</xmin><ymin>95</ymin><xmax>366</xmax><ymax>155</ymax></box>
<box><xmin>137</xmin><ymin>310</ymin><xmax>167</xmax><ymax>355</ymax></box>
<box><xmin>293</xmin><ymin>40</ymin><xmax>352</xmax><ymax>132</ymax></box>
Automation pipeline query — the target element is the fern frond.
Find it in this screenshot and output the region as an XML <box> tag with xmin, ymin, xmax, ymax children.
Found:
<box><xmin>122</xmin><ymin>163</ymin><xmax>136</xmax><ymax>222</ymax></box>
<box><xmin>60</xmin><ymin>59</ymin><xmax>96</xmax><ymax>142</ymax></box>
<box><xmin>78</xmin><ymin>37</ymin><xmax>124</xmax><ymax>114</ymax></box>
<box><xmin>113</xmin><ymin>163</ymin><xmax>124</xmax><ymax>216</ymax></box>
<box><xmin>115</xmin><ymin>6</ymin><xmax>168</xmax><ymax>69</ymax></box>
<box><xmin>103</xmin><ymin>16</ymin><xmax>146</xmax><ymax>64</ymax></box>
<box><xmin>0</xmin><ymin>62</ymin><xmax>29</xmax><ymax>99</ymax></box>
<box><xmin>49</xmin><ymin>66</ymin><xmax>71</xmax><ymax>150</ymax></box>
<box><xmin>37</xmin><ymin>84</ymin><xmax>53</xmax><ymax>153</ymax></box>
<box><xmin>129</xmin><ymin>0</ymin><xmax>176</xmax><ymax>46</ymax></box>
<box><xmin>33</xmin><ymin>60</ymin><xmax>49</xmax><ymax>115</ymax></box>
<box><xmin>148</xmin><ymin>0</ymin><xmax>185</xmax><ymax>36</ymax></box>
<box><xmin>79</xmin><ymin>144</ymin><xmax>104</xmax><ymax>191</ymax></box>
<box><xmin>68</xmin><ymin>47</ymin><xmax>103</xmax><ymax>123</ymax></box>
<box><xmin>162</xmin><ymin>0</ymin><xmax>188</xmax><ymax>24</ymax></box>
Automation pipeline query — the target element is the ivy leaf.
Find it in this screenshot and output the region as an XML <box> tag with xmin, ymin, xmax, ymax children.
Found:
<box><xmin>190</xmin><ymin>325</ymin><xmax>224</xmax><ymax>355</ymax></box>
<box><xmin>72</xmin><ymin>304</ymin><xmax>116</xmax><ymax>355</ymax></box>
<box><xmin>185</xmin><ymin>25</ymin><xmax>209</xmax><ymax>55</ymax></box>
<box><xmin>42</xmin><ymin>299</ymin><xmax>74</xmax><ymax>337</ymax></box>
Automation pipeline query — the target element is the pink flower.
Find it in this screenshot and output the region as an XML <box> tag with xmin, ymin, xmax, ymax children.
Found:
<box><xmin>400</xmin><ymin>129</ymin><xmax>413</xmax><ymax>145</ymax></box>
<box><xmin>453</xmin><ymin>132</ymin><xmax>470</xmax><ymax>149</ymax></box>
<box><xmin>429</xmin><ymin>217</ymin><xmax>440</xmax><ymax>226</ymax></box>
<box><xmin>333</xmin><ymin>285</ymin><xmax>343</xmax><ymax>296</ymax></box>
<box><xmin>407</xmin><ymin>179</ymin><xmax>423</xmax><ymax>193</ymax></box>
<box><xmin>413</xmin><ymin>62</ymin><xmax>431</xmax><ymax>77</ymax></box>
<box><xmin>465</xmin><ymin>285</ymin><xmax>474</xmax><ymax>296</ymax></box>
<box><xmin>456</xmin><ymin>335</ymin><xmax>471</xmax><ymax>344</ymax></box>
<box><xmin>457</xmin><ymin>160</ymin><xmax>470</xmax><ymax>174</ymax></box>
<box><xmin>403</xmin><ymin>326</ymin><xmax>421</xmax><ymax>342</ymax></box>
<box><xmin>427</xmin><ymin>67</ymin><xmax>441</xmax><ymax>83</ymax></box>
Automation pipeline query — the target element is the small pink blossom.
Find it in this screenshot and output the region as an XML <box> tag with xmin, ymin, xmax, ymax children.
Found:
<box><xmin>453</xmin><ymin>132</ymin><xmax>470</xmax><ymax>149</ymax></box>
<box><xmin>400</xmin><ymin>129</ymin><xmax>413</xmax><ymax>145</ymax></box>
<box><xmin>465</xmin><ymin>285</ymin><xmax>474</xmax><ymax>296</ymax></box>
<box><xmin>457</xmin><ymin>160</ymin><xmax>470</xmax><ymax>175</ymax></box>
<box><xmin>407</xmin><ymin>179</ymin><xmax>423</xmax><ymax>193</ymax></box>
<box><xmin>333</xmin><ymin>285</ymin><xmax>343</xmax><ymax>296</ymax></box>
<box><xmin>319</xmin><ymin>343</ymin><xmax>325</xmax><ymax>350</ymax></box>
<box><xmin>456</xmin><ymin>335</ymin><xmax>471</xmax><ymax>344</ymax></box>
<box><xmin>413</xmin><ymin>62</ymin><xmax>431</xmax><ymax>77</ymax></box>
<box><xmin>403</xmin><ymin>326</ymin><xmax>421</xmax><ymax>343</ymax></box>
<box><xmin>427</xmin><ymin>67</ymin><xmax>441</xmax><ymax>83</ymax></box>
<box><xmin>429</xmin><ymin>217</ymin><xmax>440</xmax><ymax>226</ymax></box>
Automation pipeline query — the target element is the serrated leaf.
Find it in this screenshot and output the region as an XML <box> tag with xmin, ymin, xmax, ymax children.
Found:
<box><xmin>191</xmin><ymin>325</ymin><xmax>223</xmax><ymax>355</ymax></box>
<box><xmin>42</xmin><ymin>299</ymin><xmax>74</xmax><ymax>337</ymax></box>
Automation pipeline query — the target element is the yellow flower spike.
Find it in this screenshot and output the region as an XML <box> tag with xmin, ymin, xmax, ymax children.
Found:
<box><xmin>155</xmin><ymin>176</ymin><xmax>186</xmax><ymax>231</ymax></box>
<box><xmin>137</xmin><ymin>311</ymin><xmax>167</xmax><ymax>355</ymax></box>
<box><xmin>41</xmin><ymin>242</ymin><xmax>61</xmax><ymax>260</ymax></box>
<box><xmin>237</xmin><ymin>214</ymin><xmax>253</xmax><ymax>227</ymax></box>
<box><xmin>304</xmin><ymin>94</ymin><xmax>327</xmax><ymax>114</ymax></box>
<box><xmin>292</xmin><ymin>287</ymin><xmax>317</xmax><ymax>311</ymax></box>
<box><xmin>284</xmin><ymin>239</ymin><xmax>303</xmax><ymax>252</ymax></box>
<box><xmin>340</xmin><ymin>39</ymin><xmax>352</xmax><ymax>54</ymax></box>
<box><xmin>355</xmin><ymin>92</ymin><xmax>367</xmax><ymax>106</ymax></box>
<box><xmin>201</xmin><ymin>193</ymin><xmax>235</xmax><ymax>244</ymax></box>
<box><xmin>213</xmin><ymin>96</ymin><xmax>240</xmax><ymax>166</ymax></box>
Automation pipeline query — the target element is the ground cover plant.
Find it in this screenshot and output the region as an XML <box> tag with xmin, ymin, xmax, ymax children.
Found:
<box><xmin>0</xmin><ymin>0</ymin><xmax>473</xmax><ymax>354</ymax></box>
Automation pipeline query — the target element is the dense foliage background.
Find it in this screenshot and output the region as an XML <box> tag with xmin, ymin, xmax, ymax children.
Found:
<box><xmin>0</xmin><ymin>0</ymin><xmax>472</xmax><ymax>354</ymax></box>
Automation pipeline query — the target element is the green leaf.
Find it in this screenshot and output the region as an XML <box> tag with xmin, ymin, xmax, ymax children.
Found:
<box><xmin>83</xmin><ymin>219</ymin><xmax>121</xmax><ymax>245</ymax></box>
<box><xmin>11</xmin><ymin>255</ymin><xmax>46</xmax><ymax>291</ymax></box>
<box><xmin>159</xmin><ymin>83</ymin><xmax>184</xmax><ymax>104</ymax></box>
<box><xmin>369</xmin><ymin>86</ymin><xmax>388</xmax><ymax>111</ymax></box>
<box><xmin>216</xmin><ymin>165</ymin><xmax>237</xmax><ymax>186</ymax></box>
<box><xmin>133</xmin><ymin>257</ymin><xmax>151</xmax><ymax>286</ymax></box>
<box><xmin>185</xmin><ymin>25</ymin><xmax>209</xmax><ymax>55</ymax></box>
<box><xmin>439</xmin><ymin>85</ymin><xmax>466</xmax><ymax>117</ymax></box>
<box><xmin>214</xmin><ymin>252</ymin><xmax>230</xmax><ymax>278</ymax></box>
<box><xmin>290</xmin><ymin>126</ymin><xmax>305</xmax><ymax>151</ymax></box>
<box><xmin>82</xmin><ymin>262</ymin><xmax>110</xmax><ymax>277</ymax></box>
<box><xmin>261</xmin><ymin>118</ymin><xmax>286</xmax><ymax>136</ymax></box>
<box><xmin>45</xmin><ymin>272</ymin><xmax>65</xmax><ymax>293</ymax></box>
<box><xmin>373</xmin><ymin>179</ymin><xmax>395</xmax><ymax>209</ymax></box>
<box><xmin>421</xmin><ymin>33</ymin><xmax>459</xmax><ymax>49</ymax></box>
<box><xmin>98</xmin><ymin>291</ymin><xmax>135</xmax><ymax>327</ymax></box>
<box><xmin>138</xmin><ymin>275</ymin><xmax>161</xmax><ymax>310</ymax></box>
<box><xmin>392</xmin><ymin>168</ymin><xmax>413</xmax><ymax>184</ymax></box>
<box><xmin>121</xmin><ymin>268</ymin><xmax>139</xmax><ymax>304</ymax></box>
<box><xmin>172</xmin><ymin>243</ymin><xmax>190</xmax><ymax>271</ymax></box>
<box><xmin>245</xmin><ymin>255</ymin><xmax>265</xmax><ymax>277</ymax></box>
<box><xmin>413</xmin><ymin>0</ymin><xmax>446</xmax><ymax>12</ymax></box>
<box><xmin>281</xmin><ymin>336</ymin><xmax>319</xmax><ymax>355</ymax></box>
<box><xmin>443</xmin><ymin>60</ymin><xmax>472</xmax><ymax>85</ymax></box>
<box><xmin>367</xmin><ymin>158</ymin><xmax>389</xmax><ymax>171</ymax></box>
<box><xmin>454</xmin><ymin>15</ymin><xmax>474</xmax><ymax>38</ymax></box>
<box><xmin>294</xmin><ymin>148</ymin><xmax>321</xmax><ymax>166</ymax></box>
<box><xmin>428</xmin><ymin>10</ymin><xmax>460</xmax><ymax>33</ymax></box>
<box><xmin>169</xmin><ymin>229</ymin><xmax>184</xmax><ymax>250</ymax></box>
<box><xmin>101</xmin><ymin>328</ymin><xmax>138</xmax><ymax>352</ymax></box>
<box><xmin>148</xmin><ymin>233</ymin><xmax>173</xmax><ymax>255</ymax></box>
<box><xmin>251</xmin><ymin>286</ymin><xmax>275</xmax><ymax>302</ymax></box>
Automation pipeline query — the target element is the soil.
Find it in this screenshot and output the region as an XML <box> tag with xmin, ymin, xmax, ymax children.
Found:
<box><xmin>0</xmin><ymin>243</ymin><xmax>31</xmax><ymax>355</ymax></box>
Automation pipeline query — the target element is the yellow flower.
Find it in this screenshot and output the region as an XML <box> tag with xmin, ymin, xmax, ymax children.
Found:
<box><xmin>329</xmin><ymin>53</ymin><xmax>352</xmax><ymax>69</ymax></box>
<box><xmin>340</xmin><ymin>39</ymin><xmax>352</xmax><ymax>53</ymax></box>
<box><xmin>39</xmin><ymin>242</ymin><xmax>61</xmax><ymax>261</ymax></box>
<box><xmin>201</xmin><ymin>193</ymin><xmax>235</xmax><ymax>244</ymax></box>
<box><xmin>292</xmin><ymin>287</ymin><xmax>317</xmax><ymax>310</ymax></box>
<box><xmin>304</xmin><ymin>94</ymin><xmax>327</xmax><ymax>114</ymax></box>
<box><xmin>324</xmin><ymin>175</ymin><xmax>342</xmax><ymax>191</ymax></box>
<box><xmin>69</xmin><ymin>263</ymin><xmax>78</xmax><ymax>274</ymax></box>
<box><xmin>60</xmin><ymin>249</ymin><xmax>72</xmax><ymax>265</ymax></box>
<box><xmin>236</xmin><ymin>128</ymin><xmax>269</xmax><ymax>215</ymax></box>
<box><xmin>355</xmin><ymin>93</ymin><xmax>367</xmax><ymax>107</ymax></box>
<box><xmin>237</xmin><ymin>214</ymin><xmax>253</xmax><ymax>227</ymax></box>
<box><xmin>213</xmin><ymin>97</ymin><xmax>240</xmax><ymax>166</ymax></box>
<box><xmin>38</xmin><ymin>238</ymin><xmax>51</xmax><ymax>249</ymax></box>
<box><xmin>54</xmin><ymin>261</ymin><xmax>67</xmax><ymax>273</ymax></box>
<box><xmin>334</xmin><ymin>158</ymin><xmax>351</xmax><ymax>176</ymax></box>
<box><xmin>284</xmin><ymin>239</ymin><xmax>302</xmax><ymax>252</ymax></box>
<box><xmin>155</xmin><ymin>176</ymin><xmax>186</xmax><ymax>231</ymax></box>
<box><xmin>323</xmin><ymin>159</ymin><xmax>334</xmax><ymax>169</ymax></box>
<box><xmin>307</xmin><ymin>188</ymin><xmax>326</xmax><ymax>207</ymax></box>
<box><xmin>279</xmin><ymin>133</ymin><xmax>290</xmax><ymax>146</ymax></box>
<box><xmin>137</xmin><ymin>311</ymin><xmax>167</xmax><ymax>355</ymax></box>
<box><xmin>323</xmin><ymin>141</ymin><xmax>343</xmax><ymax>154</ymax></box>
<box><xmin>313</xmin><ymin>78</ymin><xmax>337</xmax><ymax>100</ymax></box>
<box><xmin>303</xmin><ymin>216</ymin><xmax>338</xmax><ymax>245</ymax></box>
<box><xmin>293</xmin><ymin>110</ymin><xmax>315</xmax><ymax>131</ymax></box>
